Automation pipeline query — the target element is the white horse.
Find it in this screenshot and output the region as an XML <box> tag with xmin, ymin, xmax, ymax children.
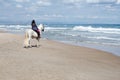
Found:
<box><xmin>24</xmin><ymin>24</ymin><xmax>44</xmax><ymax>48</ymax></box>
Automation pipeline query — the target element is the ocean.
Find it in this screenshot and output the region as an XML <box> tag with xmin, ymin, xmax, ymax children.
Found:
<box><xmin>0</xmin><ymin>24</ymin><xmax>120</xmax><ymax>56</ymax></box>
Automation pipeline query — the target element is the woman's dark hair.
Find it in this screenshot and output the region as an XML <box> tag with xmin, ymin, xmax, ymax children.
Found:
<box><xmin>31</xmin><ymin>20</ymin><xmax>36</xmax><ymax>26</ymax></box>
<box><xmin>32</xmin><ymin>20</ymin><xmax>35</xmax><ymax>24</ymax></box>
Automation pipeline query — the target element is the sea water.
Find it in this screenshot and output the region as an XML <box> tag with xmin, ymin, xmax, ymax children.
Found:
<box><xmin>0</xmin><ymin>24</ymin><xmax>120</xmax><ymax>56</ymax></box>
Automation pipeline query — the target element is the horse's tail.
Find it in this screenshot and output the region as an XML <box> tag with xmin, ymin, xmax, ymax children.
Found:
<box><xmin>25</xmin><ymin>30</ymin><xmax>28</xmax><ymax>39</ymax></box>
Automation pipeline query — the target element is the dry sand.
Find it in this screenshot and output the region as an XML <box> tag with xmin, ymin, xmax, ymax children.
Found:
<box><xmin>0</xmin><ymin>32</ymin><xmax>120</xmax><ymax>80</ymax></box>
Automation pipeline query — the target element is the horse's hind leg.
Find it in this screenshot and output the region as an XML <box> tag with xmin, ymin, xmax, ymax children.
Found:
<box><xmin>36</xmin><ymin>38</ymin><xmax>40</xmax><ymax>47</ymax></box>
<box><xmin>28</xmin><ymin>37</ymin><xmax>32</xmax><ymax>47</ymax></box>
<box><xmin>23</xmin><ymin>39</ymin><xmax>29</xmax><ymax>48</ymax></box>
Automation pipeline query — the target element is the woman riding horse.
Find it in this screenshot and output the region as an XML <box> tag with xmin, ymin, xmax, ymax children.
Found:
<box><xmin>24</xmin><ymin>23</ymin><xmax>44</xmax><ymax>48</ymax></box>
<box><xmin>31</xmin><ymin>20</ymin><xmax>40</xmax><ymax>39</ymax></box>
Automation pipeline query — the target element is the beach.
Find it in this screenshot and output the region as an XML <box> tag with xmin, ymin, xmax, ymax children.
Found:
<box><xmin>0</xmin><ymin>31</ymin><xmax>120</xmax><ymax>80</ymax></box>
<box><xmin>1</xmin><ymin>24</ymin><xmax>120</xmax><ymax>56</ymax></box>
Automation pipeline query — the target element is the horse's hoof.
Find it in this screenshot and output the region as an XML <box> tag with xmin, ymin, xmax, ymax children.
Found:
<box><xmin>28</xmin><ymin>46</ymin><xmax>32</xmax><ymax>48</ymax></box>
<box><xmin>23</xmin><ymin>45</ymin><xmax>27</xmax><ymax>48</ymax></box>
<box><xmin>23</xmin><ymin>45</ymin><xmax>31</xmax><ymax>48</ymax></box>
<box><xmin>24</xmin><ymin>46</ymin><xmax>28</xmax><ymax>48</ymax></box>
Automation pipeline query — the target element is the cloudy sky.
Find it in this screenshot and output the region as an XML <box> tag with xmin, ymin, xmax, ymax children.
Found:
<box><xmin>0</xmin><ymin>0</ymin><xmax>120</xmax><ymax>24</ymax></box>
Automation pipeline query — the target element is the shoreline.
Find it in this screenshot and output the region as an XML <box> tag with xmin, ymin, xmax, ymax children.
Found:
<box><xmin>1</xmin><ymin>30</ymin><xmax>120</xmax><ymax>56</ymax></box>
<box><xmin>60</xmin><ymin>41</ymin><xmax>120</xmax><ymax>56</ymax></box>
<box><xmin>45</xmin><ymin>39</ymin><xmax>120</xmax><ymax>56</ymax></box>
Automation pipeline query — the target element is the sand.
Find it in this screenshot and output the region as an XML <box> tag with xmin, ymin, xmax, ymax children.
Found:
<box><xmin>0</xmin><ymin>32</ymin><xmax>120</xmax><ymax>80</ymax></box>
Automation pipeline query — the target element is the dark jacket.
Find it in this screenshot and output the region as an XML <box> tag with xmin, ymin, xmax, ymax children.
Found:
<box><xmin>32</xmin><ymin>24</ymin><xmax>39</xmax><ymax>31</ymax></box>
<box><xmin>31</xmin><ymin>20</ymin><xmax>39</xmax><ymax>31</ymax></box>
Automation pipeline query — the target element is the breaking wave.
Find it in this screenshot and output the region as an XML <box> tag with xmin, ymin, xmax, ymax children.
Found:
<box><xmin>73</xmin><ymin>26</ymin><xmax>120</xmax><ymax>34</ymax></box>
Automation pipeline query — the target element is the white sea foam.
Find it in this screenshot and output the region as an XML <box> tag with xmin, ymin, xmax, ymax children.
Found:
<box><xmin>0</xmin><ymin>25</ymin><xmax>30</xmax><ymax>32</ymax></box>
<box><xmin>45</xmin><ymin>27</ymin><xmax>68</xmax><ymax>30</ymax></box>
<box><xmin>87</xmin><ymin>36</ymin><xmax>120</xmax><ymax>41</ymax></box>
<box><xmin>73</xmin><ymin>26</ymin><xmax>120</xmax><ymax>34</ymax></box>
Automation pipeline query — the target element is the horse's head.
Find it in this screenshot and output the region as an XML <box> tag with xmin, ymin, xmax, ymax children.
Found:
<box><xmin>38</xmin><ymin>24</ymin><xmax>44</xmax><ymax>32</ymax></box>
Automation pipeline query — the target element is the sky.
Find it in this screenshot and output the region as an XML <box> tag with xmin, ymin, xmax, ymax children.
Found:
<box><xmin>0</xmin><ymin>0</ymin><xmax>120</xmax><ymax>24</ymax></box>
